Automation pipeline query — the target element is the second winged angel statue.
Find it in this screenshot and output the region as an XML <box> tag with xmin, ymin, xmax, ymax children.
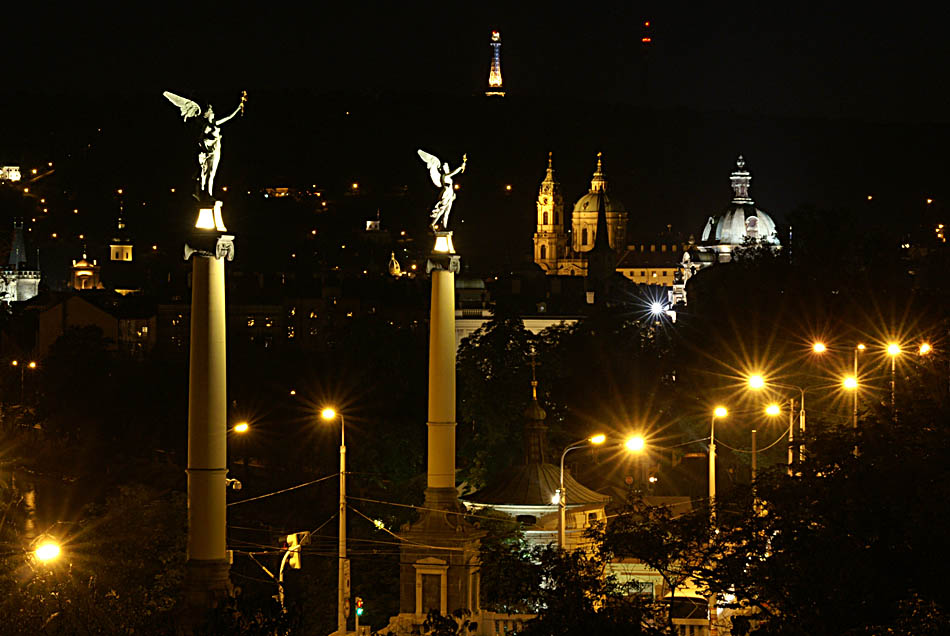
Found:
<box><xmin>164</xmin><ymin>91</ymin><xmax>246</xmax><ymax>199</ymax></box>
<box><xmin>417</xmin><ymin>150</ymin><xmax>467</xmax><ymax>230</ymax></box>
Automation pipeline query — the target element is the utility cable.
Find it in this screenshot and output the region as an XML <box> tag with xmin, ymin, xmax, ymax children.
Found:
<box><xmin>227</xmin><ymin>473</ymin><xmax>337</xmax><ymax>507</ymax></box>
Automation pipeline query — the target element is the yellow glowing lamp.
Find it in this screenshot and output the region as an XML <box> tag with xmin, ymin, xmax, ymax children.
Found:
<box><xmin>812</xmin><ymin>342</ymin><xmax>826</xmax><ymax>354</ymax></box>
<box><xmin>589</xmin><ymin>434</ymin><xmax>607</xmax><ymax>445</ymax></box>
<box><xmin>34</xmin><ymin>541</ymin><xmax>61</xmax><ymax>563</ymax></box>
<box><xmin>433</xmin><ymin>233</ymin><xmax>455</xmax><ymax>254</ymax></box>
<box><xmin>887</xmin><ymin>343</ymin><xmax>901</xmax><ymax>357</ymax></box>
<box><xmin>714</xmin><ymin>406</ymin><xmax>728</xmax><ymax>418</ymax></box>
<box><xmin>765</xmin><ymin>403</ymin><xmax>781</xmax><ymax>416</ymax></box>
<box><xmin>233</xmin><ymin>422</ymin><xmax>249</xmax><ymax>433</ymax></box>
<box><xmin>748</xmin><ymin>375</ymin><xmax>765</xmax><ymax>390</ymax></box>
<box><xmin>321</xmin><ymin>407</ymin><xmax>337</xmax><ymax>421</ymax></box>
<box><xmin>919</xmin><ymin>343</ymin><xmax>933</xmax><ymax>355</ymax></box>
<box><xmin>843</xmin><ymin>376</ymin><xmax>858</xmax><ymax>390</ymax></box>
<box><xmin>624</xmin><ymin>436</ymin><xmax>645</xmax><ymax>452</ymax></box>
<box><xmin>195</xmin><ymin>201</ymin><xmax>227</xmax><ymax>231</ymax></box>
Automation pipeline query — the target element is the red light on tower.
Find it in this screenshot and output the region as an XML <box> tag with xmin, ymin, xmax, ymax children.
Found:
<box><xmin>642</xmin><ymin>19</ymin><xmax>653</xmax><ymax>45</ymax></box>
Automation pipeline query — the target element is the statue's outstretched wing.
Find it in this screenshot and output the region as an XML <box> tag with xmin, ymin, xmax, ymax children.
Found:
<box><xmin>417</xmin><ymin>149</ymin><xmax>443</xmax><ymax>188</ymax></box>
<box><xmin>163</xmin><ymin>91</ymin><xmax>202</xmax><ymax>120</ymax></box>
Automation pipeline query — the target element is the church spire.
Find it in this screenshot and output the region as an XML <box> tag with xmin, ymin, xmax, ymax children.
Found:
<box><xmin>523</xmin><ymin>346</ymin><xmax>548</xmax><ymax>464</ymax></box>
<box><xmin>731</xmin><ymin>154</ymin><xmax>753</xmax><ymax>204</ymax></box>
<box><xmin>590</xmin><ymin>152</ymin><xmax>607</xmax><ymax>193</ymax></box>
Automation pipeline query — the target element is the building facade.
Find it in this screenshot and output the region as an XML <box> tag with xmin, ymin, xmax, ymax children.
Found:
<box><xmin>533</xmin><ymin>153</ymin><xmax>627</xmax><ymax>277</ymax></box>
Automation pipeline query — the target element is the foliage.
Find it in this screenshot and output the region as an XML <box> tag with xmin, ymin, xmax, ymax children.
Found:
<box><xmin>0</xmin><ymin>482</ymin><xmax>186</xmax><ymax>634</ymax></box>
<box><xmin>457</xmin><ymin>309</ymin><xmax>533</xmax><ymax>487</ymax></box>
<box><xmin>596</xmin><ymin>398</ymin><xmax>950</xmax><ymax>635</ymax></box>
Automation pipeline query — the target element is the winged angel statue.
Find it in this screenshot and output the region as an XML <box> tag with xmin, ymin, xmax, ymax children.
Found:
<box><xmin>163</xmin><ymin>91</ymin><xmax>246</xmax><ymax>199</ymax></box>
<box><xmin>417</xmin><ymin>150</ymin><xmax>466</xmax><ymax>230</ymax></box>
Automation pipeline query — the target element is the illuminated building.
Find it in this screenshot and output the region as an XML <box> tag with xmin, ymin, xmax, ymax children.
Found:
<box><xmin>70</xmin><ymin>252</ymin><xmax>102</xmax><ymax>290</ymax></box>
<box><xmin>485</xmin><ymin>30</ymin><xmax>505</xmax><ymax>97</ymax></box>
<box><xmin>0</xmin><ymin>166</ymin><xmax>21</xmax><ymax>182</ymax></box>
<box><xmin>1</xmin><ymin>221</ymin><xmax>41</xmax><ymax>304</ymax></box>
<box><xmin>532</xmin><ymin>153</ymin><xmax>627</xmax><ymax>276</ymax></box>
<box><xmin>673</xmin><ymin>155</ymin><xmax>780</xmax><ymax>304</ymax></box>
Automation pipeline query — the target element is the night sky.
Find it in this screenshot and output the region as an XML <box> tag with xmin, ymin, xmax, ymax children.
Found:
<box><xmin>8</xmin><ymin>4</ymin><xmax>950</xmax><ymax>123</ymax></box>
<box><xmin>4</xmin><ymin>4</ymin><xmax>950</xmax><ymax>271</ymax></box>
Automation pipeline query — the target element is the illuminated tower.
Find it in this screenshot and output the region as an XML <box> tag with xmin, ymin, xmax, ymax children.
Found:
<box><xmin>533</xmin><ymin>152</ymin><xmax>567</xmax><ymax>274</ymax></box>
<box><xmin>485</xmin><ymin>30</ymin><xmax>505</xmax><ymax>97</ymax></box>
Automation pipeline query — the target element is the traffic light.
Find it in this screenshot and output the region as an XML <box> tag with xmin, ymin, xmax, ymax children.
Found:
<box><xmin>355</xmin><ymin>596</ymin><xmax>364</xmax><ymax>617</ymax></box>
<box><xmin>285</xmin><ymin>531</ymin><xmax>311</xmax><ymax>569</ymax></box>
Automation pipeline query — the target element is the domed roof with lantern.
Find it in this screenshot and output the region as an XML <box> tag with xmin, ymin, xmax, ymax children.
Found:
<box><xmin>572</xmin><ymin>153</ymin><xmax>626</xmax><ymax>216</ymax></box>
<box><xmin>701</xmin><ymin>155</ymin><xmax>779</xmax><ymax>246</ymax></box>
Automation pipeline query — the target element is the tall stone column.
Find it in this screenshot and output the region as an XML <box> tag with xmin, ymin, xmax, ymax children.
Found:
<box><xmin>182</xmin><ymin>214</ymin><xmax>235</xmax><ymax>627</ymax></box>
<box><xmin>390</xmin><ymin>232</ymin><xmax>482</xmax><ymax>634</ymax></box>
<box><xmin>426</xmin><ymin>256</ymin><xmax>458</xmax><ymax>507</ymax></box>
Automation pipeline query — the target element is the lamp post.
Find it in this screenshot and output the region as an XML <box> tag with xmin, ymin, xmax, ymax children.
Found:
<box><xmin>558</xmin><ymin>433</ymin><xmax>606</xmax><ymax>550</ymax></box>
<box><xmin>709</xmin><ymin>406</ymin><xmax>728</xmax><ymax>512</ymax></box>
<box><xmin>321</xmin><ymin>407</ymin><xmax>347</xmax><ymax>636</ymax></box>
<box><xmin>748</xmin><ymin>375</ymin><xmax>807</xmax><ymax>469</ymax></box>
<box><xmin>10</xmin><ymin>360</ymin><xmax>37</xmax><ymax>404</ymax></box>
<box><xmin>886</xmin><ymin>343</ymin><xmax>901</xmax><ymax>416</ymax></box>
<box><xmin>853</xmin><ymin>344</ymin><xmax>865</xmax><ymax>433</ymax></box>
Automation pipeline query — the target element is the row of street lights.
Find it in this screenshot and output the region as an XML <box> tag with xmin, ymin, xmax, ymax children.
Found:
<box><xmin>706</xmin><ymin>338</ymin><xmax>937</xmax><ymax>504</ymax></box>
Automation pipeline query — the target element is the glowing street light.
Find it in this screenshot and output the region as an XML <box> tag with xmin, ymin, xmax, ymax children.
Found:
<box><xmin>34</xmin><ymin>540</ymin><xmax>61</xmax><ymax>563</ymax></box>
<box><xmin>843</xmin><ymin>376</ymin><xmax>858</xmax><ymax>390</ymax></box>
<box><xmin>232</xmin><ymin>422</ymin><xmax>249</xmax><ymax>434</ymax></box>
<box><xmin>886</xmin><ymin>343</ymin><xmax>901</xmax><ymax>414</ymax></box>
<box><xmin>624</xmin><ymin>435</ymin><xmax>646</xmax><ymax>452</ymax></box>
<box><xmin>765</xmin><ymin>403</ymin><xmax>781</xmax><ymax>416</ymax></box>
<box><xmin>710</xmin><ymin>407</ymin><xmax>728</xmax><ymax>510</ymax></box>
<box><xmin>812</xmin><ymin>342</ymin><xmax>827</xmax><ymax>354</ymax></box>
<box><xmin>11</xmin><ymin>360</ymin><xmax>37</xmax><ymax>403</ymax></box>
<box><xmin>747</xmin><ymin>375</ymin><xmax>765</xmax><ymax>390</ymax></box>
<box><xmin>919</xmin><ymin>342</ymin><xmax>933</xmax><ymax>356</ymax></box>
<box><xmin>321</xmin><ymin>407</ymin><xmax>348</xmax><ymax>635</ymax></box>
<box><xmin>558</xmin><ymin>433</ymin><xmax>606</xmax><ymax>549</ymax></box>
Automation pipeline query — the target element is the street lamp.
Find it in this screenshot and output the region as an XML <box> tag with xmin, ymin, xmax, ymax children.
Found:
<box><xmin>812</xmin><ymin>342</ymin><xmax>827</xmax><ymax>354</ymax></box>
<box><xmin>709</xmin><ymin>407</ymin><xmax>728</xmax><ymax>516</ymax></box>
<box><xmin>232</xmin><ymin>421</ymin><xmax>249</xmax><ymax>434</ymax></box>
<box><xmin>10</xmin><ymin>360</ymin><xmax>37</xmax><ymax>404</ymax></box>
<box><xmin>748</xmin><ymin>374</ymin><xmax>806</xmax><ymax>470</ymax></box>
<box><xmin>886</xmin><ymin>343</ymin><xmax>901</xmax><ymax>414</ymax></box>
<box><xmin>33</xmin><ymin>538</ymin><xmax>61</xmax><ymax>564</ymax></box>
<box><xmin>558</xmin><ymin>433</ymin><xmax>606</xmax><ymax>549</ymax></box>
<box><xmin>919</xmin><ymin>342</ymin><xmax>932</xmax><ymax>356</ymax></box>
<box><xmin>321</xmin><ymin>407</ymin><xmax>348</xmax><ymax>636</ymax></box>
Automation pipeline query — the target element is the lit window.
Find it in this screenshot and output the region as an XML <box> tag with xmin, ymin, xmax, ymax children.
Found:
<box><xmin>287</xmin><ymin>326</ymin><xmax>295</xmax><ymax>339</ymax></box>
<box><xmin>247</xmin><ymin>316</ymin><xmax>255</xmax><ymax>327</ymax></box>
<box><xmin>264</xmin><ymin>317</ymin><xmax>273</xmax><ymax>328</ymax></box>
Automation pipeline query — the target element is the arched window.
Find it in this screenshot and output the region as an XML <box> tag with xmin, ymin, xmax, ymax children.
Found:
<box><xmin>542</xmin><ymin>211</ymin><xmax>548</xmax><ymax>226</ymax></box>
<box><xmin>582</xmin><ymin>228</ymin><xmax>589</xmax><ymax>246</ymax></box>
<box><xmin>540</xmin><ymin>245</ymin><xmax>547</xmax><ymax>260</ymax></box>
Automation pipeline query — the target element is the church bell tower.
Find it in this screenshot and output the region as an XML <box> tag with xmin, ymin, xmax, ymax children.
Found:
<box><xmin>533</xmin><ymin>153</ymin><xmax>566</xmax><ymax>274</ymax></box>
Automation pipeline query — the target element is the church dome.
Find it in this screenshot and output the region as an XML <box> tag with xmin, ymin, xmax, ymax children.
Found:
<box><xmin>572</xmin><ymin>153</ymin><xmax>625</xmax><ymax>215</ymax></box>
<box><xmin>701</xmin><ymin>156</ymin><xmax>779</xmax><ymax>246</ymax></box>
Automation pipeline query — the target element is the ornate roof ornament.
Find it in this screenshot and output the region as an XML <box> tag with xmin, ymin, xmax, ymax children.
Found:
<box><xmin>590</xmin><ymin>152</ymin><xmax>607</xmax><ymax>193</ymax></box>
<box><xmin>731</xmin><ymin>154</ymin><xmax>753</xmax><ymax>204</ymax></box>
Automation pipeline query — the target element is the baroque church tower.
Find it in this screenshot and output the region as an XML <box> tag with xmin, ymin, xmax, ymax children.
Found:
<box><xmin>533</xmin><ymin>152</ymin><xmax>567</xmax><ymax>273</ymax></box>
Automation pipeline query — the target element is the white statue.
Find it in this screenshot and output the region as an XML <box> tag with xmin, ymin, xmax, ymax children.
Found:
<box><xmin>164</xmin><ymin>91</ymin><xmax>246</xmax><ymax>199</ymax></box>
<box><xmin>417</xmin><ymin>150</ymin><xmax>467</xmax><ymax>230</ymax></box>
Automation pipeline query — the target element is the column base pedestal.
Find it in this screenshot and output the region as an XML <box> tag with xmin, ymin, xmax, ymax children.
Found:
<box><xmin>181</xmin><ymin>559</ymin><xmax>232</xmax><ymax>633</ymax></box>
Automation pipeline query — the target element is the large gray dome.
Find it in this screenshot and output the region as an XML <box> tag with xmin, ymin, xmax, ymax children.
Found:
<box><xmin>701</xmin><ymin>156</ymin><xmax>779</xmax><ymax>246</ymax></box>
